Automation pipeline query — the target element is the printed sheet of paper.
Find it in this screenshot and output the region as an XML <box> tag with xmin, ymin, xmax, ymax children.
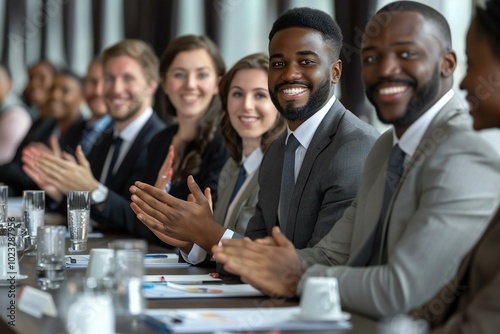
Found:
<box><xmin>143</xmin><ymin>306</ymin><xmax>352</xmax><ymax>333</ymax></box>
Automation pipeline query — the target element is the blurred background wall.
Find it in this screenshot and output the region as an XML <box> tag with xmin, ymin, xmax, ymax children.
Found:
<box><xmin>3</xmin><ymin>0</ymin><xmax>500</xmax><ymax>149</ymax></box>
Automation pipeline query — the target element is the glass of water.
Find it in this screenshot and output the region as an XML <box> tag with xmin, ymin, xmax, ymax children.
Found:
<box><xmin>36</xmin><ymin>225</ymin><xmax>66</xmax><ymax>289</ymax></box>
<box><xmin>23</xmin><ymin>190</ymin><xmax>45</xmax><ymax>256</ymax></box>
<box><xmin>67</xmin><ymin>191</ymin><xmax>90</xmax><ymax>252</ymax></box>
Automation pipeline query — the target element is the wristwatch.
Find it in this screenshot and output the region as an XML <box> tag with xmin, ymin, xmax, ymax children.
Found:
<box><xmin>91</xmin><ymin>183</ymin><xmax>109</xmax><ymax>205</ymax></box>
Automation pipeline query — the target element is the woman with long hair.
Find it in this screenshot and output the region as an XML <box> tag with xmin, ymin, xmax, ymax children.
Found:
<box><xmin>144</xmin><ymin>35</ymin><xmax>229</xmax><ymax>203</ymax></box>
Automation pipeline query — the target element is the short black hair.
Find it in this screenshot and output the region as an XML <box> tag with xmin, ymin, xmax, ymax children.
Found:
<box><xmin>269</xmin><ymin>7</ymin><xmax>343</xmax><ymax>59</ymax></box>
<box><xmin>476</xmin><ymin>0</ymin><xmax>500</xmax><ymax>57</ymax></box>
<box><xmin>57</xmin><ymin>68</ymin><xmax>84</xmax><ymax>93</ymax></box>
<box><xmin>376</xmin><ymin>1</ymin><xmax>452</xmax><ymax>50</ymax></box>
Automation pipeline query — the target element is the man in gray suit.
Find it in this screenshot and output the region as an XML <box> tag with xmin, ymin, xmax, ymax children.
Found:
<box><xmin>129</xmin><ymin>7</ymin><xmax>378</xmax><ymax>256</ymax></box>
<box><xmin>212</xmin><ymin>1</ymin><xmax>500</xmax><ymax>319</ymax></box>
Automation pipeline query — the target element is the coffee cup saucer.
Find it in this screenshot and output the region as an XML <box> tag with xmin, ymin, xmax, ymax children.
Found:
<box><xmin>0</xmin><ymin>274</ymin><xmax>28</xmax><ymax>286</ymax></box>
<box><xmin>295</xmin><ymin>311</ymin><xmax>351</xmax><ymax>322</ymax></box>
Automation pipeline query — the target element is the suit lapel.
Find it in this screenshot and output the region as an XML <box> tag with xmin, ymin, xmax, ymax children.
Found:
<box><xmin>88</xmin><ymin>130</ymin><xmax>114</xmax><ymax>180</ymax></box>
<box><xmin>381</xmin><ymin>94</ymin><xmax>467</xmax><ymax>255</ymax></box>
<box><xmin>284</xmin><ymin>100</ymin><xmax>346</xmax><ymax>238</ymax></box>
<box><xmin>347</xmin><ymin>132</ymin><xmax>393</xmax><ymax>266</ymax></box>
<box><xmin>113</xmin><ymin>113</ymin><xmax>160</xmax><ymax>178</ymax></box>
<box><xmin>217</xmin><ymin>160</ymin><xmax>239</xmax><ymax>228</ymax></box>
<box><xmin>269</xmin><ymin>134</ymin><xmax>286</xmax><ymax>228</ymax></box>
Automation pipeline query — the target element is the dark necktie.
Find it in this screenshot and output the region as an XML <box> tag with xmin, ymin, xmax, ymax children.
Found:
<box><xmin>228</xmin><ymin>165</ymin><xmax>247</xmax><ymax>204</ymax></box>
<box><xmin>279</xmin><ymin>134</ymin><xmax>300</xmax><ymax>229</ymax></box>
<box><xmin>105</xmin><ymin>136</ymin><xmax>123</xmax><ymax>185</ymax></box>
<box><xmin>379</xmin><ymin>144</ymin><xmax>406</xmax><ymax>223</ymax></box>
<box><xmin>371</xmin><ymin>144</ymin><xmax>406</xmax><ymax>264</ymax></box>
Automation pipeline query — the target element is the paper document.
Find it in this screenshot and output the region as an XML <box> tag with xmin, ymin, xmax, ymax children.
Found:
<box><xmin>143</xmin><ymin>274</ymin><xmax>221</xmax><ymax>284</ymax></box>
<box><xmin>143</xmin><ymin>306</ymin><xmax>352</xmax><ymax>333</ymax></box>
<box><xmin>65</xmin><ymin>253</ymin><xmax>187</xmax><ymax>268</ymax></box>
<box><xmin>143</xmin><ymin>282</ymin><xmax>263</xmax><ymax>299</ymax></box>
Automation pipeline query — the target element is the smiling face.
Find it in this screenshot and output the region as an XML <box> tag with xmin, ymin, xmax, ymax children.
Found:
<box><xmin>361</xmin><ymin>11</ymin><xmax>454</xmax><ymax>135</ymax></box>
<box><xmin>460</xmin><ymin>20</ymin><xmax>500</xmax><ymax>130</ymax></box>
<box><xmin>25</xmin><ymin>62</ymin><xmax>55</xmax><ymax>107</ymax></box>
<box><xmin>268</xmin><ymin>27</ymin><xmax>340</xmax><ymax>130</ymax></box>
<box><xmin>227</xmin><ymin>68</ymin><xmax>279</xmax><ymax>150</ymax></box>
<box><xmin>103</xmin><ymin>55</ymin><xmax>156</xmax><ymax>126</ymax></box>
<box><xmin>162</xmin><ymin>49</ymin><xmax>220</xmax><ymax>121</ymax></box>
<box><xmin>84</xmin><ymin>61</ymin><xmax>107</xmax><ymax>119</ymax></box>
<box><xmin>47</xmin><ymin>74</ymin><xmax>83</xmax><ymax>121</ymax></box>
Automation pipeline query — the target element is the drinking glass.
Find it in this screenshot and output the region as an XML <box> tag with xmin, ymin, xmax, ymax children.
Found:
<box><xmin>67</xmin><ymin>191</ymin><xmax>90</xmax><ymax>252</ymax></box>
<box><xmin>0</xmin><ymin>185</ymin><xmax>7</xmax><ymax>223</ymax></box>
<box><xmin>109</xmin><ymin>239</ymin><xmax>147</xmax><ymax>316</ymax></box>
<box><xmin>36</xmin><ymin>225</ymin><xmax>66</xmax><ymax>290</ymax></box>
<box><xmin>65</xmin><ymin>277</ymin><xmax>115</xmax><ymax>334</ymax></box>
<box><xmin>23</xmin><ymin>190</ymin><xmax>45</xmax><ymax>256</ymax></box>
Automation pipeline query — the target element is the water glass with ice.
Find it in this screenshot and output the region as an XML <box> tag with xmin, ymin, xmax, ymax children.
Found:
<box><xmin>23</xmin><ymin>190</ymin><xmax>45</xmax><ymax>256</ymax></box>
<box><xmin>36</xmin><ymin>225</ymin><xmax>66</xmax><ymax>290</ymax></box>
<box><xmin>67</xmin><ymin>191</ymin><xmax>90</xmax><ymax>252</ymax></box>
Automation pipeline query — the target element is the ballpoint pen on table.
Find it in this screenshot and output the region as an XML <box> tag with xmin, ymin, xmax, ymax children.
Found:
<box><xmin>144</xmin><ymin>254</ymin><xmax>169</xmax><ymax>258</ymax></box>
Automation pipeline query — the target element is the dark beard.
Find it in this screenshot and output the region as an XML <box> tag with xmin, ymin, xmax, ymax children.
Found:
<box><xmin>367</xmin><ymin>65</ymin><xmax>440</xmax><ymax>127</ymax></box>
<box><xmin>270</xmin><ymin>77</ymin><xmax>331</xmax><ymax>121</ymax></box>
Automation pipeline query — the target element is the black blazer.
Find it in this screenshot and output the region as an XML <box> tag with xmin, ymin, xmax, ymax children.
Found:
<box><xmin>144</xmin><ymin>124</ymin><xmax>229</xmax><ymax>204</ymax></box>
<box><xmin>88</xmin><ymin>112</ymin><xmax>166</xmax><ymax>240</ymax></box>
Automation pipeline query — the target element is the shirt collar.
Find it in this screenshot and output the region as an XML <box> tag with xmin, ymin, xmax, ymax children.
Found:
<box><xmin>114</xmin><ymin>108</ymin><xmax>153</xmax><ymax>142</ymax></box>
<box><xmin>242</xmin><ymin>147</ymin><xmax>263</xmax><ymax>175</ymax></box>
<box><xmin>393</xmin><ymin>90</ymin><xmax>454</xmax><ymax>157</ymax></box>
<box><xmin>285</xmin><ymin>94</ymin><xmax>336</xmax><ymax>148</ymax></box>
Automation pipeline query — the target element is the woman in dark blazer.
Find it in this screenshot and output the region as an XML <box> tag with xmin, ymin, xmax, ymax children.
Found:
<box><xmin>144</xmin><ymin>35</ymin><xmax>228</xmax><ymax>203</ymax></box>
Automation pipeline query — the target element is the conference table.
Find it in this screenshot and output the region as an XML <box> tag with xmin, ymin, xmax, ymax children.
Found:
<box><xmin>0</xmin><ymin>231</ymin><xmax>378</xmax><ymax>333</ymax></box>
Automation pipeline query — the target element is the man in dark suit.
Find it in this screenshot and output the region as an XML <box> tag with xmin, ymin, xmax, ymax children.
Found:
<box><xmin>128</xmin><ymin>7</ymin><xmax>378</xmax><ymax>261</ymax></box>
<box><xmin>23</xmin><ymin>40</ymin><xmax>165</xmax><ymax>238</ymax></box>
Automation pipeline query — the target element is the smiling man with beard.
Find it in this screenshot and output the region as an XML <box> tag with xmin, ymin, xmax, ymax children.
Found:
<box><xmin>128</xmin><ymin>7</ymin><xmax>379</xmax><ymax>254</ymax></box>
<box><xmin>212</xmin><ymin>1</ymin><xmax>500</xmax><ymax>319</ymax></box>
<box><xmin>22</xmin><ymin>40</ymin><xmax>166</xmax><ymax>239</ymax></box>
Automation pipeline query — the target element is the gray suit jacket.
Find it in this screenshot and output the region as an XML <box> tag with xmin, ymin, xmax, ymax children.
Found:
<box><xmin>244</xmin><ymin>99</ymin><xmax>379</xmax><ymax>248</ymax></box>
<box><xmin>213</xmin><ymin>158</ymin><xmax>259</xmax><ymax>235</ymax></box>
<box><xmin>297</xmin><ymin>94</ymin><xmax>500</xmax><ymax>318</ymax></box>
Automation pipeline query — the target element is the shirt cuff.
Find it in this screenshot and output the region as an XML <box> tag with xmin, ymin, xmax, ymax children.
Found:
<box><xmin>180</xmin><ymin>229</ymin><xmax>235</xmax><ymax>265</ymax></box>
<box><xmin>180</xmin><ymin>244</ymin><xmax>207</xmax><ymax>265</ymax></box>
<box><xmin>219</xmin><ymin>229</ymin><xmax>235</xmax><ymax>246</ymax></box>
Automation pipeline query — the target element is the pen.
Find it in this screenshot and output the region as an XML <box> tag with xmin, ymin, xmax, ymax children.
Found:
<box><xmin>140</xmin><ymin>313</ymin><xmax>182</xmax><ymax>332</ymax></box>
<box><xmin>145</xmin><ymin>254</ymin><xmax>169</xmax><ymax>258</ymax></box>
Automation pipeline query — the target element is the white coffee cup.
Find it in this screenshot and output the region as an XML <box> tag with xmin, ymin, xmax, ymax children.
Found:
<box><xmin>86</xmin><ymin>248</ymin><xmax>113</xmax><ymax>279</ymax></box>
<box><xmin>299</xmin><ymin>277</ymin><xmax>342</xmax><ymax>321</ymax></box>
